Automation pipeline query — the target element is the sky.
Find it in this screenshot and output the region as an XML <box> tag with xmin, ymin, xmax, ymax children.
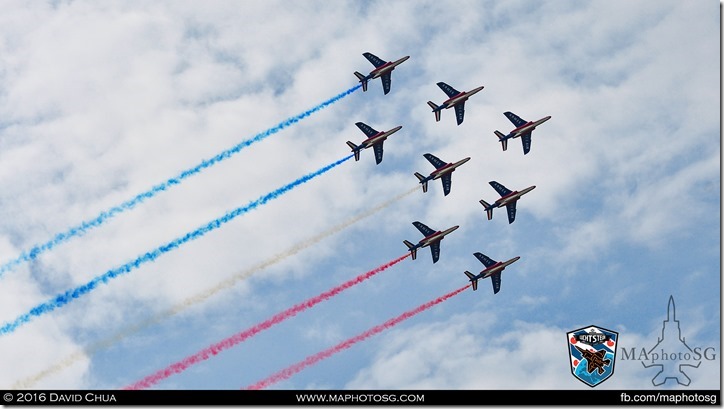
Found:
<box><xmin>0</xmin><ymin>0</ymin><xmax>719</xmax><ymax>392</ymax></box>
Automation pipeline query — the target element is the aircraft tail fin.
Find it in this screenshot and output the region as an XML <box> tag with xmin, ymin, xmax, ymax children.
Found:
<box><xmin>464</xmin><ymin>271</ymin><xmax>478</xmax><ymax>291</ymax></box>
<box><xmin>494</xmin><ymin>131</ymin><xmax>508</xmax><ymax>151</ymax></box>
<box><xmin>414</xmin><ymin>172</ymin><xmax>428</xmax><ymax>193</ymax></box>
<box><xmin>479</xmin><ymin>199</ymin><xmax>494</xmax><ymax>220</ymax></box>
<box><xmin>354</xmin><ymin>72</ymin><xmax>368</xmax><ymax>92</ymax></box>
<box><xmin>427</xmin><ymin>101</ymin><xmax>441</xmax><ymax>122</ymax></box>
<box><xmin>403</xmin><ymin>240</ymin><xmax>417</xmax><ymax>260</ymax></box>
<box><xmin>346</xmin><ymin>141</ymin><xmax>361</xmax><ymax>161</ymax></box>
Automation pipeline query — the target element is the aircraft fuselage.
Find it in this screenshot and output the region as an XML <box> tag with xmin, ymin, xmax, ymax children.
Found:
<box><xmin>495</xmin><ymin>185</ymin><xmax>536</xmax><ymax>207</ymax></box>
<box><xmin>418</xmin><ymin>225</ymin><xmax>459</xmax><ymax>248</ymax></box>
<box><xmin>507</xmin><ymin>116</ymin><xmax>552</xmax><ymax>138</ymax></box>
<box><xmin>369</xmin><ymin>56</ymin><xmax>410</xmax><ymax>79</ymax></box>
<box><xmin>441</xmin><ymin>86</ymin><xmax>484</xmax><ymax>109</ymax></box>
<box><xmin>430</xmin><ymin>157</ymin><xmax>471</xmax><ymax>180</ymax></box>
<box><xmin>481</xmin><ymin>256</ymin><xmax>521</xmax><ymax>278</ymax></box>
<box><xmin>358</xmin><ymin>126</ymin><xmax>402</xmax><ymax>149</ymax></box>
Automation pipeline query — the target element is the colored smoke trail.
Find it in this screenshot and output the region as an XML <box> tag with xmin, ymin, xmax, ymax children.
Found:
<box><xmin>124</xmin><ymin>253</ymin><xmax>411</xmax><ymax>390</ymax></box>
<box><xmin>0</xmin><ymin>84</ymin><xmax>362</xmax><ymax>278</ymax></box>
<box><xmin>244</xmin><ymin>284</ymin><xmax>471</xmax><ymax>390</ymax></box>
<box><xmin>0</xmin><ymin>155</ymin><xmax>353</xmax><ymax>336</ymax></box>
<box><xmin>12</xmin><ymin>186</ymin><xmax>418</xmax><ymax>389</ymax></box>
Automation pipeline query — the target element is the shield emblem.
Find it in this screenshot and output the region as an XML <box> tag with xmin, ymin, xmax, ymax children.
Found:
<box><xmin>567</xmin><ymin>325</ymin><xmax>618</xmax><ymax>387</ymax></box>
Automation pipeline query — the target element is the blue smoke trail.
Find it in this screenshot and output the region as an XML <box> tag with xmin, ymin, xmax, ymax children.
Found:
<box><xmin>0</xmin><ymin>84</ymin><xmax>362</xmax><ymax>278</ymax></box>
<box><xmin>0</xmin><ymin>154</ymin><xmax>354</xmax><ymax>336</ymax></box>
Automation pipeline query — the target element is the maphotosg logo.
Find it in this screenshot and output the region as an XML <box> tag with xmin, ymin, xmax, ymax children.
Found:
<box><xmin>567</xmin><ymin>325</ymin><xmax>618</xmax><ymax>387</ymax></box>
<box><xmin>619</xmin><ymin>296</ymin><xmax>717</xmax><ymax>386</ymax></box>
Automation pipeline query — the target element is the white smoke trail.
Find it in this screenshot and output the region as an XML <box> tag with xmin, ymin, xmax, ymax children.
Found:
<box><xmin>11</xmin><ymin>186</ymin><xmax>417</xmax><ymax>389</ymax></box>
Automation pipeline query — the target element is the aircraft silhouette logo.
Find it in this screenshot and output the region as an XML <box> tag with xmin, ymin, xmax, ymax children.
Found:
<box><xmin>640</xmin><ymin>296</ymin><xmax>702</xmax><ymax>386</ymax></box>
<box><xmin>567</xmin><ymin>325</ymin><xmax>618</xmax><ymax>387</ymax></box>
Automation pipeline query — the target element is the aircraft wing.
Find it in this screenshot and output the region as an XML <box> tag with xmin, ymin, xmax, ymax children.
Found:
<box><xmin>381</xmin><ymin>72</ymin><xmax>392</xmax><ymax>95</ymax></box>
<box><xmin>441</xmin><ymin>173</ymin><xmax>452</xmax><ymax>196</ymax></box>
<box><xmin>454</xmin><ymin>102</ymin><xmax>465</xmax><ymax>125</ymax></box>
<box><xmin>521</xmin><ymin>131</ymin><xmax>532</xmax><ymax>154</ymax></box>
<box><xmin>430</xmin><ymin>241</ymin><xmax>441</xmax><ymax>263</ymax></box>
<box><xmin>506</xmin><ymin>202</ymin><xmax>517</xmax><ymax>224</ymax></box>
<box><xmin>355</xmin><ymin>122</ymin><xmax>378</xmax><ymax>137</ymax></box>
<box><xmin>423</xmin><ymin>153</ymin><xmax>447</xmax><ymax>169</ymax></box>
<box><xmin>437</xmin><ymin>82</ymin><xmax>460</xmax><ymax>98</ymax></box>
<box><xmin>372</xmin><ymin>142</ymin><xmax>384</xmax><ymax>165</ymax></box>
<box><xmin>363</xmin><ymin>52</ymin><xmax>386</xmax><ymax>68</ymax></box>
<box><xmin>474</xmin><ymin>252</ymin><xmax>497</xmax><ymax>268</ymax></box>
<box><xmin>504</xmin><ymin>111</ymin><xmax>527</xmax><ymax>127</ymax></box>
<box><xmin>490</xmin><ymin>271</ymin><xmax>502</xmax><ymax>294</ymax></box>
<box><xmin>412</xmin><ymin>221</ymin><xmax>435</xmax><ymax>236</ymax></box>
<box><xmin>489</xmin><ymin>181</ymin><xmax>512</xmax><ymax>197</ymax></box>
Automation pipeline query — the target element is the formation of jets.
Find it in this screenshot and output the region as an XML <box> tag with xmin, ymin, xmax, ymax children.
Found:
<box><xmin>350</xmin><ymin>51</ymin><xmax>551</xmax><ymax>294</ymax></box>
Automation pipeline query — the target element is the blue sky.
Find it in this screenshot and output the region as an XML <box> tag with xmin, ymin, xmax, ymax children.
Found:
<box><xmin>0</xmin><ymin>0</ymin><xmax>719</xmax><ymax>391</ymax></box>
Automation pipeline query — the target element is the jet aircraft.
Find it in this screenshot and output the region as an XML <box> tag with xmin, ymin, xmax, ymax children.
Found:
<box><xmin>354</xmin><ymin>52</ymin><xmax>410</xmax><ymax>95</ymax></box>
<box><xmin>479</xmin><ymin>181</ymin><xmax>535</xmax><ymax>224</ymax></box>
<box><xmin>574</xmin><ymin>345</ymin><xmax>612</xmax><ymax>375</ymax></box>
<box><xmin>464</xmin><ymin>252</ymin><xmax>520</xmax><ymax>294</ymax></box>
<box><xmin>414</xmin><ymin>153</ymin><xmax>471</xmax><ymax>196</ymax></box>
<box><xmin>403</xmin><ymin>221</ymin><xmax>459</xmax><ymax>263</ymax></box>
<box><xmin>494</xmin><ymin>111</ymin><xmax>551</xmax><ymax>155</ymax></box>
<box><xmin>346</xmin><ymin>122</ymin><xmax>402</xmax><ymax>164</ymax></box>
<box><xmin>427</xmin><ymin>82</ymin><xmax>484</xmax><ymax>125</ymax></box>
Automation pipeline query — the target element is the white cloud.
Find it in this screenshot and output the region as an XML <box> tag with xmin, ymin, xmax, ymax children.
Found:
<box><xmin>347</xmin><ymin>313</ymin><xmax>719</xmax><ymax>390</ymax></box>
<box><xmin>0</xmin><ymin>0</ymin><xmax>717</xmax><ymax>392</ymax></box>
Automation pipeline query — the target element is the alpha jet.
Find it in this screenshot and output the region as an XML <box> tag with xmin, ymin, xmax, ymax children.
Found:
<box><xmin>346</xmin><ymin>122</ymin><xmax>402</xmax><ymax>165</ymax></box>
<box><xmin>464</xmin><ymin>252</ymin><xmax>520</xmax><ymax>294</ymax></box>
<box><xmin>494</xmin><ymin>111</ymin><xmax>551</xmax><ymax>155</ymax></box>
<box><xmin>403</xmin><ymin>221</ymin><xmax>459</xmax><ymax>264</ymax></box>
<box><xmin>354</xmin><ymin>52</ymin><xmax>410</xmax><ymax>95</ymax></box>
<box><xmin>480</xmin><ymin>181</ymin><xmax>535</xmax><ymax>224</ymax></box>
<box><xmin>427</xmin><ymin>82</ymin><xmax>484</xmax><ymax>125</ymax></box>
<box><xmin>414</xmin><ymin>153</ymin><xmax>471</xmax><ymax>196</ymax></box>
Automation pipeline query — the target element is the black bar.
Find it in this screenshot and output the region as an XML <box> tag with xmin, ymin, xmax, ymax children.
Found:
<box><xmin>0</xmin><ymin>390</ymin><xmax>720</xmax><ymax>406</ymax></box>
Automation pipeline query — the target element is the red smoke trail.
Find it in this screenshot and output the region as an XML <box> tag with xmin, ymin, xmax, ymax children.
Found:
<box><xmin>124</xmin><ymin>253</ymin><xmax>410</xmax><ymax>390</ymax></box>
<box><xmin>244</xmin><ymin>284</ymin><xmax>471</xmax><ymax>390</ymax></box>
